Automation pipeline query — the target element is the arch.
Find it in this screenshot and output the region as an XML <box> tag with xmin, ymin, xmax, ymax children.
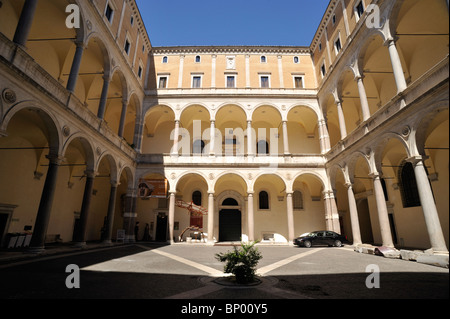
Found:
<box><xmin>1</xmin><ymin>102</ymin><xmax>62</xmax><ymax>153</ymax></box>
<box><xmin>389</xmin><ymin>0</ymin><xmax>449</xmax><ymax>83</ymax></box>
<box><xmin>174</xmin><ymin>171</ymin><xmax>210</xmax><ymax>192</ymax></box>
<box><xmin>287</xmin><ymin>105</ymin><xmax>321</xmax><ymax>154</ymax></box>
<box><xmin>180</xmin><ymin>102</ymin><xmax>212</xmax><ymax>120</ymax></box>
<box><xmin>357</xmin><ymin>32</ymin><xmax>398</xmax><ymax>111</ymax></box>
<box><xmin>142</xmin><ymin>104</ymin><xmax>176</xmax><ymax>154</ymax></box>
<box><xmin>251</xmin><ymin>103</ymin><xmax>282</xmax><ymax>121</ymax></box>
<box><xmin>214</xmin><ymin>172</ymin><xmax>249</xmax><ymax>196</ymax></box>
<box><xmin>96</xmin><ymin>152</ymin><xmax>118</xmax><ymax>183</ymax></box>
<box><xmin>372</xmin><ymin>132</ymin><xmax>411</xmax><ymax>170</ymax></box>
<box><xmin>118</xmin><ymin>165</ymin><xmax>135</xmax><ymax>190</ymax></box>
<box><xmin>62</xmin><ymin>133</ymin><xmax>96</xmax><ymax>171</ymax></box>
<box><xmin>214</xmin><ymin>102</ymin><xmax>248</xmax><ymax>120</ymax></box>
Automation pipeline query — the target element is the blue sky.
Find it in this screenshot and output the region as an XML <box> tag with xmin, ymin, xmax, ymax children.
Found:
<box><xmin>135</xmin><ymin>0</ymin><xmax>330</xmax><ymax>47</ymax></box>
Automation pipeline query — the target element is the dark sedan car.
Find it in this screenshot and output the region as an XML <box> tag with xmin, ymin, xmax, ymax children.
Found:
<box><xmin>294</xmin><ymin>231</ymin><xmax>347</xmax><ymax>248</ymax></box>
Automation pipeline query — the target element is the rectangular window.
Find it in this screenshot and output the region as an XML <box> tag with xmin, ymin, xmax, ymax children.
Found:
<box><xmin>260</xmin><ymin>76</ymin><xmax>270</xmax><ymax>88</ymax></box>
<box><xmin>356</xmin><ymin>1</ymin><xmax>365</xmax><ymax>19</ymax></box>
<box><xmin>335</xmin><ymin>37</ymin><xmax>342</xmax><ymax>54</ymax></box>
<box><xmin>192</xmin><ymin>76</ymin><xmax>202</xmax><ymax>88</ymax></box>
<box><xmin>158</xmin><ymin>76</ymin><xmax>168</xmax><ymax>88</ymax></box>
<box><xmin>294</xmin><ymin>76</ymin><xmax>304</xmax><ymax>88</ymax></box>
<box><xmin>321</xmin><ymin>64</ymin><xmax>326</xmax><ymax>78</ymax></box>
<box><xmin>105</xmin><ymin>3</ymin><xmax>114</xmax><ymax>23</ymax></box>
<box><xmin>124</xmin><ymin>39</ymin><xmax>131</xmax><ymax>55</ymax></box>
<box><xmin>226</xmin><ymin>75</ymin><xmax>236</xmax><ymax>88</ymax></box>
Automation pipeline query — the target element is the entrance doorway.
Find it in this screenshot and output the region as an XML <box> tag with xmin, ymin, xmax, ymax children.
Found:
<box><xmin>155</xmin><ymin>213</ymin><xmax>168</xmax><ymax>242</ymax></box>
<box><xmin>219</xmin><ymin>198</ymin><xmax>241</xmax><ymax>242</ymax></box>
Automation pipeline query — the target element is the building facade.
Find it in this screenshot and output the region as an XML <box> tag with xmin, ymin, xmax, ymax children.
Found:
<box><xmin>0</xmin><ymin>0</ymin><xmax>448</xmax><ymax>254</ymax></box>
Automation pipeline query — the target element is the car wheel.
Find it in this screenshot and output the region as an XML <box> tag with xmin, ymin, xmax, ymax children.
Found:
<box><xmin>334</xmin><ymin>240</ymin><xmax>342</xmax><ymax>247</ymax></box>
<box><xmin>303</xmin><ymin>240</ymin><xmax>312</xmax><ymax>248</ymax></box>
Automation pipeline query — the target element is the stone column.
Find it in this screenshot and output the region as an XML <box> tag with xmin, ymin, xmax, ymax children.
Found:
<box><xmin>171</xmin><ymin>120</ymin><xmax>180</xmax><ymax>156</ymax></box>
<box><xmin>409</xmin><ymin>156</ymin><xmax>448</xmax><ymax>253</ymax></box>
<box><xmin>13</xmin><ymin>0</ymin><xmax>38</xmax><ymax>47</ymax></box>
<box><xmin>28</xmin><ymin>154</ymin><xmax>62</xmax><ymax>253</ymax></box>
<box><xmin>122</xmin><ymin>191</ymin><xmax>137</xmax><ymax>243</ymax></box>
<box><xmin>355</xmin><ymin>76</ymin><xmax>371</xmax><ymax>121</ymax></box>
<box><xmin>247</xmin><ymin>120</ymin><xmax>254</xmax><ymax>157</ymax></box>
<box><xmin>97</xmin><ymin>76</ymin><xmax>111</xmax><ymax>120</ymax></box>
<box><xmin>66</xmin><ymin>42</ymin><xmax>85</xmax><ymax>93</ymax></box>
<box><xmin>247</xmin><ymin>192</ymin><xmax>255</xmax><ymax>242</ymax></box>
<box><xmin>286</xmin><ymin>192</ymin><xmax>295</xmax><ymax>244</ymax></box>
<box><xmin>73</xmin><ymin>170</ymin><xmax>96</xmax><ymax>247</ymax></box>
<box><xmin>168</xmin><ymin>192</ymin><xmax>176</xmax><ymax>244</ymax></box>
<box><xmin>102</xmin><ymin>181</ymin><xmax>119</xmax><ymax>245</ymax></box>
<box><xmin>371</xmin><ymin>173</ymin><xmax>394</xmax><ymax>248</ymax></box>
<box><xmin>318</xmin><ymin>119</ymin><xmax>331</xmax><ymax>154</ymax></box>
<box><xmin>345</xmin><ymin>182</ymin><xmax>362</xmax><ymax>245</ymax></box>
<box><xmin>385</xmin><ymin>38</ymin><xmax>407</xmax><ymax>93</ymax></box>
<box><xmin>323</xmin><ymin>191</ymin><xmax>340</xmax><ymax>232</ymax></box>
<box><xmin>209</xmin><ymin>120</ymin><xmax>216</xmax><ymax>156</ymax></box>
<box><xmin>207</xmin><ymin>192</ymin><xmax>215</xmax><ymax>244</ymax></box>
<box><xmin>282</xmin><ymin>121</ymin><xmax>290</xmax><ymax>155</ymax></box>
<box><xmin>336</xmin><ymin>100</ymin><xmax>347</xmax><ymax>139</ymax></box>
<box><xmin>118</xmin><ymin>99</ymin><xmax>128</xmax><ymax>138</ymax></box>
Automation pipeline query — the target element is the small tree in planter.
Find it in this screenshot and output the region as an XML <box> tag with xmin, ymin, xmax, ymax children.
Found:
<box><xmin>215</xmin><ymin>241</ymin><xmax>262</xmax><ymax>284</ymax></box>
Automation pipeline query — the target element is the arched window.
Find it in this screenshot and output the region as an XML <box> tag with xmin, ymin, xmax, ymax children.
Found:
<box><xmin>193</xmin><ymin>140</ymin><xmax>205</xmax><ymax>154</ymax></box>
<box><xmin>192</xmin><ymin>191</ymin><xmax>202</xmax><ymax>206</ymax></box>
<box><xmin>195</xmin><ymin>55</ymin><xmax>201</xmax><ymax>63</ymax></box>
<box><xmin>261</xmin><ymin>55</ymin><xmax>267</xmax><ymax>63</ymax></box>
<box><xmin>399</xmin><ymin>162</ymin><xmax>420</xmax><ymax>208</ymax></box>
<box><xmin>162</xmin><ymin>56</ymin><xmax>168</xmax><ymax>63</ymax></box>
<box><xmin>257</xmin><ymin>140</ymin><xmax>269</xmax><ymax>154</ymax></box>
<box><xmin>259</xmin><ymin>191</ymin><xmax>269</xmax><ymax>210</ymax></box>
<box><xmin>293</xmin><ymin>190</ymin><xmax>303</xmax><ymax>210</ymax></box>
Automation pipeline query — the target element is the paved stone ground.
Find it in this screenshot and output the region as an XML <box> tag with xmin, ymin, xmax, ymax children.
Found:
<box><xmin>0</xmin><ymin>242</ymin><xmax>448</xmax><ymax>315</ymax></box>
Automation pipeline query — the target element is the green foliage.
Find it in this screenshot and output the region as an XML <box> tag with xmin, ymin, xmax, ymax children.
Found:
<box><xmin>215</xmin><ymin>241</ymin><xmax>262</xmax><ymax>284</ymax></box>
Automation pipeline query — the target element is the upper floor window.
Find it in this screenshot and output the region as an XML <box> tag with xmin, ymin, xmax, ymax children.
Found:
<box><xmin>332</xmin><ymin>14</ymin><xmax>336</xmax><ymax>25</ymax></box>
<box><xmin>162</xmin><ymin>56</ymin><xmax>168</xmax><ymax>63</ymax></box>
<box><xmin>321</xmin><ymin>63</ymin><xmax>326</xmax><ymax>78</ymax></box>
<box><xmin>293</xmin><ymin>56</ymin><xmax>299</xmax><ymax>64</ymax></box>
<box><xmin>259</xmin><ymin>191</ymin><xmax>269</xmax><ymax>210</ymax></box>
<box><xmin>260</xmin><ymin>75</ymin><xmax>270</xmax><ymax>88</ymax></box>
<box><xmin>261</xmin><ymin>56</ymin><xmax>267</xmax><ymax>63</ymax></box>
<box><xmin>130</xmin><ymin>16</ymin><xmax>134</xmax><ymax>26</ymax></box>
<box><xmin>355</xmin><ymin>1</ymin><xmax>365</xmax><ymax>20</ymax></box>
<box><xmin>294</xmin><ymin>76</ymin><xmax>304</xmax><ymax>88</ymax></box>
<box><xmin>257</xmin><ymin>140</ymin><xmax>269</xmax><ymax>154</ymax></box>
<box><xmin>226</xmin><ymin>75</ymin><xmax>236</xmax><ymax>88</ymax></box>
<box><xmin>192</xmin><ymin>75</ymin><xmax>202</xmax><ymax>88</ymax></box>
<box><xmin>193</xmin><ymin>140</ymin><xmax>205</xmax><ymax>154</ymax></box>
<box><xmin>195</xmin><ymin>55</ymin><xmax>201</xmax><ymax>63</ymax></box>
<box><xmin>192</xmin><ymin>191</ymin><xmax>202</xmax><ymax>206</ymax></box>
<box><xmin>319</xmin><ymin>43</ymin><xmax>322</xmax><ymax>52</ymax></box>
<box><xmin>158</xmin><ymin>76</ymin><xmax>168</xmax><ymax>88</ymax></box>
<box><xmin>335</xmin><ymin>37</ymin><xmax>342</xmax><ymax>54</ymax></box>
<box><xmin>105</xmin><ymin>3</ymin><xmax>114</xmax><ymax>23</ymax></box>
<box><xmin>138</xmin><ymin>66</ymin><xmax>143</xmax><ymax>79</ymax></box>
<box><xmin>293</xmin><ymin>191</ymin><xmax>304</xmax><ymax>210</ymax></box>
<box><xmin>124</xmin><ymin>39</ymin><xmax>131</xmax><ymax>55</ymax></box>
<box><xmin>399</xmin><ymin>162</ymin><xmax>421</xmax><ymax>208</ymax></box>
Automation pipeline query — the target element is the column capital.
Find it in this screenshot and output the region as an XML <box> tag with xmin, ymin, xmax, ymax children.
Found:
<box><xmin>344</xmin><ymin>182</ymin><xmax>353</xmax><ymax>189</ymax></box>
<box><xmin>46</xmin><ymin>154</ymin><xmax>65</xmax><ymax>165</ymax></box>
<box><xmin>84</xmin><ymin>170</ymin><xmax>98</xmax><ymax>179</ymax></box>
<box><xmin>405</xmin><ymin>155</ymin><xmax>429</xmax><ymax>165</ymax></box>
<box><xmin>368</xmin><ymin>172</ymin><xmax>382</xmax><ymax>180</ymax></box>
<box><xmin>247</xmin><ymin>191</ymin><xmax>254</xmax><ymax>196</ymax></box>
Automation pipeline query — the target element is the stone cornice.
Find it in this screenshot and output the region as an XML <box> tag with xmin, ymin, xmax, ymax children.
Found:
<box><xmin>152</xmin><ymin>46</ymin><xmax>311</xmax><ymax>55</ymax></box>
